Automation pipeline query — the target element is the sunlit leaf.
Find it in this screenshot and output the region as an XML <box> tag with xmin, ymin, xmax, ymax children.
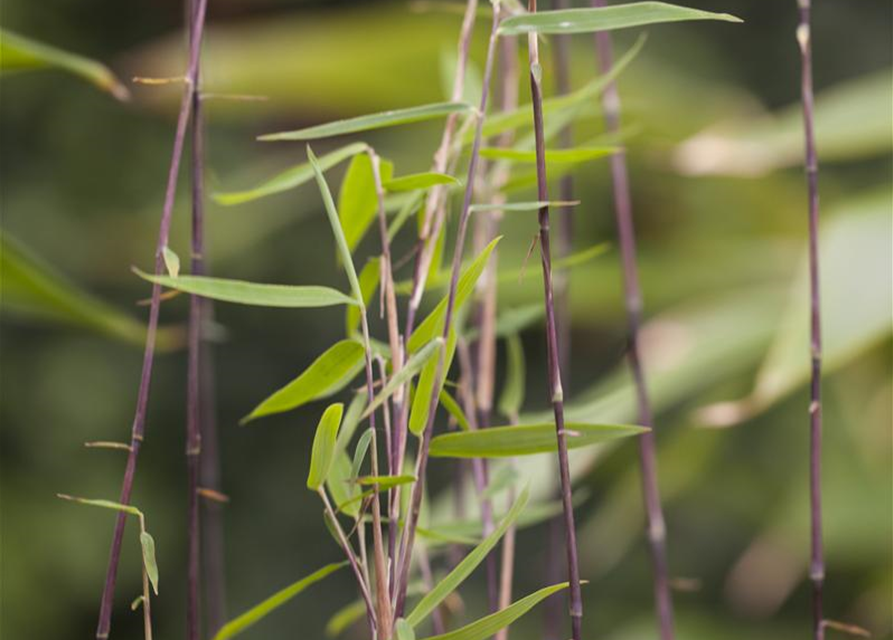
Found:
<box><xmin>213</xmin><ymin>142</ymin><xmax>368</xmax><ymax>206</ymax></box>
<box><xmin>363</xmin><ymin>337</ymin><xmax>444</xmax><ymax>419</ymax></box>
<box><xmin>430</xmin><ymin>422</ymin><xmax>648</xmax><ymax>458</ymax></box>
<box><xmin>134</xmin><ymin>270</ymin><xmax>356</xmax><ymax>308</ymax></box>
<box><xmin>349</xmin><ymin>429</ymin><xmax>374</xmax><ymax>481</ymax></box>
<box><xmin>498</xmin><ymin>334</ymin><xmax>526</xmax><ymax>420</ymax></box>
<box><xmin>307</xmin><ymin>404</ymin><xmax>345</xmax><ymax>490</ymax></box>
<box><xmin>0</xmin><ymin>231</ymin><xmax>181</xmax><ymax>350</ymax></box>
<box><xmin>212</xmin><ymin>562</ymin><xmax>348</xmax><ymax>640</ymax></box>
<box><xmin>498</xmin><ymin>2</ymin><xmax>741</xmax><ymax>36</ymax></box>
<box><xmin>336</xmin><ymin>153</ymin><xmax>394</xmax><ymax>253</ymax></box>
<box><xmin>355</xmin><ymin>474</ymin><xmax>417</xmax><ymax>489</ymax></box>
<box><xmin>259</xmin><ymin>102</ymin><xmax>473</xmax><ymax>141</ymax></box>
<box><xmin>417</xmin><ymin>583</ymin><xmax>571</xmax><ymax>640</ymax></box>
<box><xmin>56</xmin><ymin>494</ymin><xmax>142</xmax><ymax>518</ymax></box>
<box><xmin>396</xmin><ymin>618</ymin><xmax>416</xmax><ymax>640</ymax></box>
<box><xmin>0</xmin><ymin>28</ymin><xmax>129</xmax><ymax>100</ymax></box>
<box><xmin>242</xmin><ymin>340</ymin><xmax>365</xmax><ymax>423</ymax></box>
<box><xmin>409</xmin><ymin>331</ymin><xmax>458</xmax><ymax>436</ymax></box>
<box><xmin>479</xmin><ymin>146</ymin><xmax>615</xmax><ymax>163</ymax></box>
<box><xmin>139</xmin><ymin>531</ymin><xmax>160</xmax><ymax>595</ymax></box>
<box><xmin>407</xmin><ymin>487</ymin><xmax>529</xmax><ymax>627</ymax></box>
<box><xmin>384</xmin><ymin>172</ymin><xmax>461</xmax><ymax>192</ymax></box>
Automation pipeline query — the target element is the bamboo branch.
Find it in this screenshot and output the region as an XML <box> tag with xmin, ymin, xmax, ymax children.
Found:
<box><xmin>95</xmin><ymin>2</ymin><xmax>208</xmax><ymax>637</ymax></box>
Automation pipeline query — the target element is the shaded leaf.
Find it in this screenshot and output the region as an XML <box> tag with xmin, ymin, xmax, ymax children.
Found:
<box><xmin>350</xmin><ymin>429</ymin><xmax>374</xmax><ymax>481</ymax></box>
<box><xmin>307</xmin><ymin>404</ymin><xmax>345</xmax><ymax>490</ymax></box>
<box><xmin>347</xmin><ymin>258</ymin><xmax>381</xmax><ymax>336</ymax></box>
<box><xmin>337</xmin><ymin>153</ymin><xmax>394</xmax><ymax>253</ymax></box>
<box><xmin>409</xmin><ymin>330</ymin><xmax>458</xmax><ymax>436</ymax></box>
<box><xmin>363</xmin><ymin>337</ymin><xmax>444</xmax><ymax>419</ymax></box>
<box><xmin>498</xmin><ymin>333</ymin><xmax>526</xmax><ymax>420</ymax></box>
<box><xmin>259</xmin><ymin>102</ymin><xmax>473</xmax><ymax>141</ymax></box>
<box><xmin>396</xmin><ymin>618</ymin><xmax>416</xmax><ymax>640</ymax></box>
<box><xmin>325</xmin><ymin>599</ymin><xmax>367</xmax><ymax>637</ymax></box>
<box><xmin>498</xmin><ymin>2</ymin><xmax>740</xmax><ymax>36</ymax></box>
<box><xmin>139</xmin><ymin>531</ymin><xmax>159</xmax><ymax>595</ymax></box>
<box><xmin>355</xmin><ymin>474</ymin><xmax>417</xmax><ymax>488</ymax></box>
<box><xmin>470</xmin><ymin>200</ymin><xmax>579</xmax><ymax>213</ymax></box>
<box><xmin>439</xmin><ymin>389</ymin><xmax>471</xmax><ymax>431</ymax></box>
<box><xmin>212</xmin><ymin>562</ymin><xmax>348</xmax><ymax>640</ymax></box>
<box><xmin>478</xmin><ymin>146</ymin><xmax>615</xmax><ymax>163</ymax></box>
<box><xmin>243</xmin><ymin>340</ymin><xmax>365</xmax><ymax>423</ymax></box>
<box><xmin>430</xmin><ymin>422</ymin><xmax>648</xmax><ymax>458</ymax></box>
<box><xmin>134</xmin><ymin>270</ymin><xmax>356</xmax><ymax>308</ymax></box>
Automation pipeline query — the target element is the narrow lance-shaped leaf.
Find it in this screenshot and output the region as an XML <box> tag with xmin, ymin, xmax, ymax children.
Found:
<box><xmin>417</xmin><ymin>583</ymin><xmax>572</xmax><ymax>640</ymax></box>
<box><xmin>161</xmin><ymin>246</ymin><xmax>180</xmax><ymax>278</ymax></box>
<box><xmin>139</xmin><ymin>531</ymin><xmax>160</xmax><ymax>595</ymax></box>
<box><xmin>429</xmin><ymin>422</ymin><xmax>648</xmax><ymax>458</ymax></box>
<box><xmin>396</xmin><ymin>619</ymin><xmax>416</xmax><ymax>640</ymax></box>
<box><xmin>408</xmin><ymin>236</ymin><xmax>502</xmax><ymax>352</ymax></box>
<box><xmin>350</xmin><ymin>429</ymin><xmax>374</xmax><ymax>481</ymax></box>
<box><xmin>498</xmin><ymin>2</ymin><xmax>741</xmax><ymax>36</ymax></box>
<box><xmin>439</xmin><ymin>389</ymin><xmax>471</xmax><ymax>431</ymax></box>
<box><xmin>498</xmin><ymin>333</ymin><xmax>526</xmax><ymax>420</ymax></box>
<box><xmin>362</xmin><ymin>337</ymin><xmax>444</xmax><ymax>419</ymax></box>
<box><xmin>470</xmin><ymin>201</ymin><xmax>579</xmax><ymax>214</ymax></box>
<box><xmin>408</xmin><ymin>330</ymin><xmax>458</xmax><ymax>436</ymax></box>
<box><xmin>212</xmin><ymin>562</ymin><xmax>348</xmax><ymax>640</ymax></box>
<box><xmin>0</xmin><ymin>28</ymin><xmax>129</xmax><ymax>100</ymax></box>
<box><xmin>478</xmin><ymin>146</ymin><xmax>616</xmax><ymax>163</ymax></box>
<box><xmin>259</xmin><ymin>101</ymin><xmax>473</xmax><ymax>141</ymax></box>
<box><xmin>347</xmin><ymin>259</ymin><xmax>381</xmax><ymax>336</ymax></box>
<box><xmin>384</xmin><ymin>172</ymin><xmax>461</xmax><ymax>192</ymax></box>
<box><xmin>213</xmin><ymin>142</ymin><xmax>368</xmax><ymax>206</ymax></box>
<box><xmin>134</xmin><ymin>270</ymin><xmax>356</xmax><ymax>308</ymax></box>
<box><xmin>407</xmin><ymin>486</ymin><xmax>530</xmax><ymax>627</ymax></box>
<box><xmin>242</xmin><ymin>340</ymin><xmax>365</xmax><ymax>423</ymax></box>
<box><xmin>338</xmin><ymin>153</ymin><xmax>394</xmax><ymax>253</ymax></box>
<box><xmin>307</xmin><ymin>404</ymin><xmax>345</xmax><ymax>490</ymax></box>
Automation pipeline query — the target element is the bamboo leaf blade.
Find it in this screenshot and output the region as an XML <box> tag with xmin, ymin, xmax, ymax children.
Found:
<box><xmin>429</xmin><ymin>423</ymin><xmax>648</xmax><ymax>458</ymax></box>
<box><xmin>336</xmin><ymin>153</ymin><xmax>394</xmax><ymax>253</ymax></box>
<box><xmin>384</xmin><ymin>172</ymin><xmax>461</xmax><ymax>192</ymax></box>
<box><xmin>498</xmin><ymin>2</ymin><xmax>741</xmax><ymax>36</ymax></box>
<box><xmin>243</xmin><ymin>340</ymin><xmax>365</xmax><ymax>423</ymax></box>
<box><xmin>362</xmin><ymin>337</ymin><xmax>443</xmax><ymax>419</ymax></box>
<box><xmin>355</xmin><ymin>474</ymin><xmax>417</xmax><ymax>488</ymax></box>
<box><xmin>346</xmin><ymin>258</ymin><xmax>381</xmax><ymax>335</ymax></box>
<box><xmin>498</xmin><ymin>333</ymin><xmax>526</xmax><ymax>420</ymax></box>
<box><xmin>478</xmin><ymin>146</ymin><xmax>616</xmax><ymax>163</ymax></box>
<box><xmin>307</xmin><ymin>404</ymin><xmax>346</xmax><ymax>490</ymax></box>
<box><xmin>134</xmin><ymin>270</ymin><xmax>356</xmax><ymax>308</ymax></box>
<box><xmin>259</xmin><ymin>102</ymin><xmax>473</xmax><ymax>141</ymax></box>
<box><xmin>0</xmin><ymin>28</ymin><xmax>129</xmax><ymax>100</ymax></box>
<box><xmin>139</xmin><ymin>531</ymin><xmax>160</xmax><ymax>595</ymax></box>
<box><xmin>212</xmin><ymin>562</ymin><xmax>348</xmax><ymax>640</ymax></box>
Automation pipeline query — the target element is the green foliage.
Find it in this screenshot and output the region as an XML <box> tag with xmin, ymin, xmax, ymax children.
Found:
<box><xmin>355</xmin><ymin>474</ymin><xmax>417</xmax><ymax>489</ymax></box>
<box><xmin>408</xmin><ymin>330</ymin><xmax>458</xmax><ymax>437</ymax></box>
<box><xmin>498</xmin><ymin>333</ymin><xmax>526</xmax><ymax>420</ymax></box>
<box><xmin>307</xmin><ymin>403</ymin><xmax>345</xmax><ymax>490</ymax></box>
<box><xmin>362</xmin><ymin>337</ymin><xmax>444</xmax><ymax>419</ymax></box>
<box><xmin>337</xmin><ymin>153</ymin><xmax>394</xmax><ymax>253</ymax></box>
<box><xmin>384</xmin><ymin>172</ymin><xmax>460</xmax><ymax>192</ymax></box>
<box><xmin>498</xmin><ymin>2</ymin><xmax>741</xmax><ymax>36</ymax></box>
<box><xmin>478</xmin><ymin>146</ymin><xmax>615</xmax><ymax>163</ymax></box>
<box><xmin>346</xmin><ymin>258</ymin><xmax>381</xmax><ymax>336</ymax></box>
<box><xmin>429</xmin><ymin>422</ymin><xmax>648</xmax><ymax>458</ymax></box>
<box><xmin>212</xmin><ymin>562</ymin><xmax>347</xmax><ymax>640</ymax></box>
<box><xmin>138</xmin><ymin>531</ymin><xmax>159</xmax><ymax>595</ymax></box>
<box><xmin>243</xmin><ymin>340</ymin><xmax>365</xmax><ymax>423</ymax></box>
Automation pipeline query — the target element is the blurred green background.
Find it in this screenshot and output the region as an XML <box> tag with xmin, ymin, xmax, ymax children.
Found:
<box><xmin>1</xmin><ymin>1</ymin><xmax>890</xmax><ymax>639</ymax></box>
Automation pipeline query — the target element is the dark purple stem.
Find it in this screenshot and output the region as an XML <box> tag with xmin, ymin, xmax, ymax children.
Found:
<box><xmin>796</xmin><ymin>1</ymin><xmax>824</xmax><ymax>638</ymax></box>
<box><xmin>95</xmin><ymin>2</ymin><xmax>208</xmax><ymax>637</ymax></box>
<box><xmin>527</xmin><ymin>2</ymin><xmax>583</xmax><ymax>639</ymax></box>
<box><xmin>394</xmin><ymin>9</ymin><xmax>502</xmax><ymax>616</ymax></box>
<box><xmin>590</xmin><ymin>2</ymin><xmax>675</xmax><ymax>638</ymax></box>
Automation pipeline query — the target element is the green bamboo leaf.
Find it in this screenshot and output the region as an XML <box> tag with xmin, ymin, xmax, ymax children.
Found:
<box><xmin>0</xmin><ymin>231</ymin><xmax>181</xmax><ymax>350</ymax></box>
<box><xmin>429</xmin><ymin>422</ymin><xmax>648</xmax><ymax>458</ymax></box>
<box><xmin>325</xmin><ymin>599</ymin><xmax>367</xmax><ymax>637</ymax></box>
<box><xmin>259</xmin><ymin>101</ymin><xmax>473</xmax><ymax>141</ymax></box>
<box><xmin>355</xmin><ymin>474</ymin><xmax>417</xmax><ymax>489</ymax></box>
<box><xmin>347</xmin><ymin>258</ymin><xmax>381</xmax><ymax>336</ymax></box>
<box><xmin>336</xmin><ymin>391</ymin><xmax>368</xmax><ymax>454</ymax></box>
<box><xmin>498</xmin><ymin>2</ymin><xmax>741</xmax><ymax>36</ymax></box>
<box><xmin>362</xmin><ymin>337</ymin><xmax>444</xmax><ymax>419</ymax></box>
<box><xmin>307</xmin><ymin>404</ymin><xmax>345</xmax><ymax>490</ymax></box>
<box><xmin>139</xmin><ymin>531</ymin><xmax>160</xmax><ymax>595</ymax></box>
<box><xmin>478</xmin><ymin>146</ymin><xmax>615</xmax><ymax>163</ymax></box>
<box><xmin>134</xmin><ymin>270</ymin><xmax>356</xmax><ymax>308</ymax></box>
<box><xmin>396</xmin><ymin>618</ymin><xmax>416</xmax><ymax>640</ymax></box>
<box><xmin>408</xmin><ymin>236</ymin><xmax>501</xmax><ymax>353</ymax></box>
<box><xmin>56</xmin><ymin>494</ymin><xmax>143</xmax><ymax>518</ymax></box>
<box><xmin>350</xmin><ymin>429</ymin><xmax>374</xmax><ymax>480</ymax></box>
<box><xmin>329</xmin><ymin>453</ymin><xmax>361</xmax><ymax>518</ymax></box>
<box><xmin>212</xmin><ymin>562</ymin><xmax>348</xmax><ymax>640</ymax></box>
<box><xmin>407</xmin><ymin>486</ymin><xmax>530</xmax><ymax>627</ymax></box>
<box><xmin>161</xmin><ymin>246</ymin><xmax>180</xmax><ymax>278</ymax></box>
<box><xmin>469</xmin><ymin>201</ymin><xmax>579</xmax><ymax>214</ymax></box>
<box><xmin>213</xmin><ymin>142</ymin><xmax>368</xmax><ymax>206</ymax></box>
<box><xmin>0</xmin><ymin>28</ymin><xmax>129</xmax><ymax>100</ymax></box>
<box><xmin>384</xmin><ymin>172</ymin><xmax>461</xmax><ymax>192</ymax></box>
<box><xmin>242</xmin><ymin>340</ymin><xmax>365</xmax><ymax>423</ymax></box>
<box><xmin>498</xmin><ymin>334</ymin><xmax>526</xmax><ymax>420</ymax></box>
<box><xmin>336</xmin><ymin>153</ymin><xmax>394</xmax><ymax>253</ymax></box>
<box><xmin>408</xmin><ymin>330</ymin><xmax>458</xmax><ymax>436</ymax></box>
<box><xmin>417</xmin><ymin>583</ymin><xmax>571</xmax><ymax>640</ymax></box>
<box><xmin>439</xmin><ymin>389</ymin><xmax>471</xmax><ymax>431</ymax></box>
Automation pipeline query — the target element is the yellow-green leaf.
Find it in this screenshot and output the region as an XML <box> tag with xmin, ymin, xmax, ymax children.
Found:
<box><xmin>346</xmin><ymin>258</ymin><xmax>381</xmax><ymax>336</ymax></box>
<box><xmin>161</xmin><ymin>245</ymin><xmax>180</xmax><ymax>278</ymax></box>
<box><xmin>384</xmin><ymin>172</ymin><xmax>461</xmax><ymax>192</ymax></box>
<box><xmin>139</xmin><ymin>531</ymin><xmax>159</xmax><ymax>595</ymax></box>
<box><xmin>408</xmin><ymin>330</ymin><xmax>458</xmax><ymax>437</ymax></box>
<box><xmin>336</xmin><ymin>153</ymin><xmax>394</xmax><ymax>253</ymax></box>
<box><xmin>362</xmin><ymin>337</ymin><xmax>444</xmax><ymax>419</ymax></box>
<box><xmin>307</xmin><ymin>404</ymin><xmax>345</xmax><ymax>490</ymax></box>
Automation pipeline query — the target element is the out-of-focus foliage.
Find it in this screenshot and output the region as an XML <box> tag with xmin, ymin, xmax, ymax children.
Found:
<box><xmin>1</xmin><ymin>2</ymin><xmax>889</xmax><ymax>640</ymax></box>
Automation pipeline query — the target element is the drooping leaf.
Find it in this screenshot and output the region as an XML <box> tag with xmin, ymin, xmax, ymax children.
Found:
<box><xmin>498</xmin><ymin>333</ymin><xmax>526</xmax><ymax>420</ymax></box>
<box><xmin>134</xmin><ymin>270</ymin><xmax>356</xmax><ymax>308</ymax></box>
<box><xmin>407</xmin><ymin>487</ymin><xmax>530</xmax><ymax>627</ymax></box>
<box><xmin>481</xmin><ymin>464</ymin><xmax>521</xmax><ymax>500</ymax></box>
<box><xmin>328</xmin><ymin>453</ymin><xmax>361</xmax><ymax>518</ymax></box>
<box><xmin>429</xmin><ymin>422</ymin><xmax>648</xmax><ymax>458</ymax></box>
<box><xmin>56</xmin><ymin>494</ymin><xmax>143</xmax><ymax>519</ymax></box>
<box><xmin>362</xmin><ymin>337</ymin><xmax>444</xmax><ymax>419</ymax></box>
<box><xmin>408</xmin><ymin>330</ymin><xmax>458</xmax><ymax>436</ymax></box>
<box><xmin>336</xmin><ymin>391</ymin><xmax>368</xmax><ymax>454</ymax></box>
<box><xmin>259</xmin><ymin>102</ymin><xmax>473</xmax><ymax>141</ymax></box>
<box><xmin>354</xmin><ymin>474</ymin><xmax>417</xmax><ymax>489</ymax></box>
<box><xmin>439</xmin><ymin>389</ymin><xmax>471</xmax><ymax>431</ymax></box>
<box><xmin>384</xmin><ymin>172</ymin><xmax>461</xmax><ymax>192</ymax></box>
<box><xmin>336</xmin><ymin>153</ymin><xmax>394</xmax><ymax>253</ymax></box>
<box><xmin>408</xmin><ymin>236</ymin><xmax>501</xmax><ymax>352</ymax></box>
<box><xmin>396</xmin><ymin>618</ymin><xmax>416</xmax><ymax>640</ymax></box>
<box><xmin>212</xmin><ymin>562</ymin><xmax>348</xmax><ymax>640</ymax></box>
<box><xmin>307</xmin><ymin>404</ymin><xmax>345</xmax><ymax>490</ymax></box>
<box><xmin>417</xmin><ymin>583</ymin><xmax>571</xmax><ymax>640</ymax></box>
<box><xmin>139</xmin><ymin>531</ymin><xmax>160</xmax><ymax>595</ymax></box>
<box><xmin>0</xmin><ymin>231</ymin><xmax>181</xmax><ymax>350</ymax></box>
<box><xmin>213</xmin><ymin>143</ymin><xmax>368</xmax><ymax>206</ymax></box>
<box><xmin>478</xmin><ymin>146</ymin><xmax>616</xmax><ymax>163</ymax></box>
<box><xmin>242</xmin><ymin>340</ymin><xmax>365</xmax><ymax>423</ymax></box>
<box><xmin>347</xmin><ymin>258</ymin><xmax>381</xmax><ymax>336</ymax></box>
<box><xmin>498</xmin><ymin>2</ymin><xmax>741</xmax><ymax>36</ymax></box>
<box><xmin>0</xmin><ymin>28</ymin><xmax>129</xmax><ymax>100</ymax></box>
